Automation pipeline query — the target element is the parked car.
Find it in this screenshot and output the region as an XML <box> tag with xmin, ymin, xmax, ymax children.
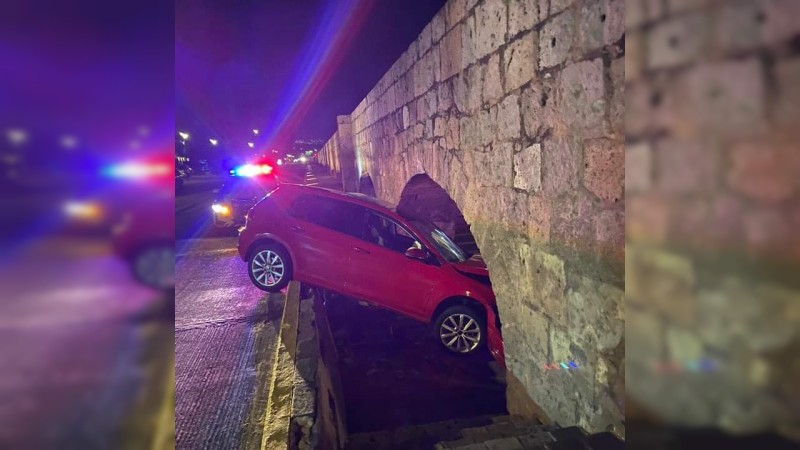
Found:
<box><xmin>212</xmin><ymin>165</ymin><xmax>279</xmax><ymax>229</ymax></box>
<box><xmin>237</xmin><ymin>184</ymin><xmax>504</xmax><ymax>364</ymax></box>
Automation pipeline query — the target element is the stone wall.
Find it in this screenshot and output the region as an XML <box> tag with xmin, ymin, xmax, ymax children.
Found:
<box><xmin>319</xmin><ymin>0</ymin><xmax>625</xmax><ymax>436</ymax></box>
<box><xmin>626</xmin><ymin>0</ymin><xmax>800</xmax><ymax>438</ymax></box>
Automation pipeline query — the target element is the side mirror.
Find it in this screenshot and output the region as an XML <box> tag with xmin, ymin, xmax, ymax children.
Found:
<box><xmin>405</xmin><ymin>247</ymin><xmax>428</xmax><ymax>261</ymax></box>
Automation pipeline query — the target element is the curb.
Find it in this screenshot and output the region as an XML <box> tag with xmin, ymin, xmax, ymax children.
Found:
<box><xmin>260</xmin><ymin>281</ymin><xmax>302</xmax><ymax>450</ymax></box>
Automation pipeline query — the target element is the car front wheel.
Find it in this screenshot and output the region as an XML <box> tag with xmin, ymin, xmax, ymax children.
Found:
<box><xmin>434</xmin><ymin>305</ymin><xmax>486</xmax><ymax>355</ymax></box>
<box><xmin>248</xmin><ymin>244</ymin><xmax>292</xmax><ymax>292</ymax></box>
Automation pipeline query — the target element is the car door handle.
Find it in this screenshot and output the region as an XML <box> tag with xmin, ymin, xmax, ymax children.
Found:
<box><xmin>353</xmin><ymin>246</ymin><xmax>370</xmax><ymax>255</ymax></box>
<box><xmin>290</xmin><ymin>225</ymin><xmax>305</xmax><ymax>233</ymax></box>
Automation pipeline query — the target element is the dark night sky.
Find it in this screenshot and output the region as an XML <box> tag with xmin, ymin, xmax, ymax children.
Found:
<box><xmin>176</xmin><ymin>0</ymin><xmax>447</xmax><ymax>157</ymax></box>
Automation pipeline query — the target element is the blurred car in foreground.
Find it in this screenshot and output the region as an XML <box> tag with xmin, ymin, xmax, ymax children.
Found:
<box><xmin>238</xmin><ymin>184</ymin><xmax>504</xmax><ymax>365</ymax></box>
<box><xmin>211</xmin><ymin>163</ymin><xmax>279</xmax><ymax>229</ymax></box>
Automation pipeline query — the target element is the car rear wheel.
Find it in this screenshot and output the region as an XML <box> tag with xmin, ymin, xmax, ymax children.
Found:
<box><xmin>131</xmin><ymin>245</ymin><xmax>175</xmax><ymax>290</ymax></box>
<box><xmin>248</xmin><ymin>244</ymin><xmax>292</xmax><ymax>292</ymax></box>
<box><xmin>434</xmin><ymin>305</ymin><xmax>486</xmax><ymax>355</ymax></box>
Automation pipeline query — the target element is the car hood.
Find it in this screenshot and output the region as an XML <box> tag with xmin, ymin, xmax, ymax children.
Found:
<box><xmin>452</xmin><ymin>254</ymin><xmax>489</xmax><ymax>276</ymax></box>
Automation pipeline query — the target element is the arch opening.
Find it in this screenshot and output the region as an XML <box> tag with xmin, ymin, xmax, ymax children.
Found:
<box><xmin>397</xmin><ymin>174</ymin><xmax>479</xmax><ymax>256</ymax></box>
<box><xmin>358</xmin><ymin>175</ymin><xmax>376</xmax><ymax>198</ymax></box>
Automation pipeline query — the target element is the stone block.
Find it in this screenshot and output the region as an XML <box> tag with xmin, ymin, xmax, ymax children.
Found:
<box><xmin>609</xmin><ymin>56</ymin><xmax>624</xmax><ymax>135</ymax></box>
<box><xmin>496</xmin><ymin>94</ymin><xmax>521</xmax><ymax>141</ymax></box>
<box><xmin>474</xmin><ymin>0</ymin><xmax>507</xmax><ymax>59</ymax></box>
<box><xmin>625</xmin><ymin>142</ymin><xmax>651</xmax><ymax>194</ymax></box>
<box><xmin>414</xmin><ymin>51</ymin><xmax>437</xmax><ymax>98</ymax></box>
<box><xmin>508</xmin><ymin>0</ymin><xmax>538</xmax><ymax>37</ymax></box>
<box><xmin>446</xmin><ymin>116</ymin><xmax>460</xmax><ymax>150</ymax></box>
<box><xmin>527</xmin><ymin>195</ymin><xmax>551</xmax><ymax>243</ymax></box>
<box><xmin>655</xmin><ymin>137</ymin><xmax>716</xmax><ymax>195</ymax></box>
<box><xmin>434</xmin><ymin>117</ymin><xmax>446</xmax><ymax>137</ymax></box>
<box><xmin>478</xmin><ymin>142</ymin><xmax>514</xmax><ymax>187</ymax></box>
<box><xmin>583</xmin><ymin>138</ymin><xmax>623</xmax><ymax>203</ymax></box>
<box><xmin>727</xmin><ymin>139</ymin><xmax>799</xmax><ymax>204</ymax></box>
<box><xmin>577</xmin><ymin>0</ymin><xmax>624</xmax><ymax>50</ymax></box>
<box><xmin>482</xmin><ymin>53</ymin><xmax>504</xmax><ymax>106</ymax></box>
<box><xmin>679</xmin><ymin>58</ymin><xmax>766</xmax><ymax>139</ymax></box>
<box><xmin>763</xmin><ymin>0</ymin><xmax>800</xmax><ymax>45</ymax></box>
<box><xmin>503</xmin><ymin>31</ymin><xmax>537</xmax><ymax>93</ymax></box>
<box><xmin>541</xmin><ymin>137</ymin><xmax>578</xmax><ymax>196</ymax></box>
<box><xmin>551</xmin><ymin>188</ymin><xmax>596</xmax><ymax>252</ymax></box>
<box><xmin>716</xmin><ymin>0</ymin><xmax>765</xmax><ymax>53</ymax></box>
<box><xmin>567</xmin><ymin>276</ymin><xmax>624</xmax><ymax>351</ymax></box>
<box><xmin>478</xmin><ymin>107</ymin><xmax>498</xmax><ymax>147</ymax></box>
<box><xmin>626</xmin><ymin>0</ymin><xmax>645</xmax><ymax>29</ymax></box>
<box><xmin>454</xmin><ymin>63</ymin><xmax>483</xmax><ymax>114</ymax></box>
<box><xmin>441</xmin><ymin>24</ymin><xmax>463</xmax><ymax>80</ymax></box>
<box><xmin>419</xmin><ymin>22</ymin><xmax>433</xmax><ymax>56</ymax></box>
<box><xmin>520</xmin><ymin>78</ymin><xmax>558</xmax><ymax>140</ymax></box>
<box><xmin>485</xmin><ymin>437</ymin><xmax>524</xmax><ymax>450</ymax></box>
<box><xmin>527</xmin><ymin>250</ymin><xmax>567</xmax><ymax>323</ymax></box>
<box><xmin>626</xmin><ymin>307</ymin><xmax>664</xmax><ymax>364</ymax></box>
<box><xmin>432</xmin><ymin>10</ymin><xmax>446</xmax><ymax>43</ymax></box>
<box><xmin>459</xmin><ymin>115</ymin><xmax>481</xmax><ymax>151</ymax></box>
<box><xmin>513</xmin><ymin>144</ymin><xmax>542</xmax><ymax>193</ymax></box>
<box><xmin>462</xmin><ymin>13</ymin><xmax>477</xmax><ymax>70</ymax></box>
<box><xmin>539</xmin><ymin>9</ymin><xmax>574</xmax><ymax>69</ymax></box>
<box><xmin>773</xmin><ymin>57</ymin><xmax>800</xmax><ymax>130</ymax></box>
<box><xmin>630</xmin><ymin>248</ymin><xmax>696</xmax><ymax>326</ymax></box>
<box><xmin>626</xmin><ymin>31</ymin><xmax>642</xmax><ymax>82</ymax></box>
<box><xmin>558</xmin><ymin>58</ymin><xmax>605</xmax><ymax>136</ymax></box>
<box><xmin>446</xmin><ymin>0</ymin><xmax>467</xmax><ymax>31</ymax></box>
<box><xmin>438</xmin><ymin>81</ymin><xmax>454</xmax><ymax>112</ymax></box>
<box><xmin>550</xmin><ymin>0</ymin><xmax>575</xmax><ymax>16</ymax></box>
<box><xmin>646</xmin><ymin>13</ymin><xmax>710</xmax><ymax>70</ymax></box>
<box><xmin>594</xmin><ymin>208</ymin><xmax>624</xmax><ymax>262</ymax></box>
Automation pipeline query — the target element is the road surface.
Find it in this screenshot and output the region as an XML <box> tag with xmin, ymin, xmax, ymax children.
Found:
<box><xmin>0</xmin><ymin>237</ymin><xmax>173</xmax><ymax>449</ymax></box>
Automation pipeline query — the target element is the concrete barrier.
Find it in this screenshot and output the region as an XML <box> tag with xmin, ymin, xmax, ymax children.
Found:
<box><xmin>260</xmin><ymin>282</ymin><xmax>348</xmax><ymax>450</ymax></box>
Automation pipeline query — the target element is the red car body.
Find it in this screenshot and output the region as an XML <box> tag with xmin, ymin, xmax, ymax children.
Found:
<box><xmin>238</xmin><ymin>184</ymin><xmax>504</xmax><ymax>365</ymax></box>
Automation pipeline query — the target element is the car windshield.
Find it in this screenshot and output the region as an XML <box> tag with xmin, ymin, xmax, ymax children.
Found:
<box><xmin>219</xmin><ymin>177</ymin><xmax>278</xmax><ymax>200</ymax></box>
<box><xmin>410</xmin><ymin>220</ymin><xmax>468</xmax><ymax>263</ymax></box>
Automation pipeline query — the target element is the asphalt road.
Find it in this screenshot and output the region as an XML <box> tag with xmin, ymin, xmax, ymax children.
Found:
<box><xmin>0</xmin><ymin>237</ymin><xmax>173</xmax><ymax>449</ymax></box>
<box><xmin>174</xmin><ymin>164</ymin><xmax>336</xmax><ymax>449</ymax></box>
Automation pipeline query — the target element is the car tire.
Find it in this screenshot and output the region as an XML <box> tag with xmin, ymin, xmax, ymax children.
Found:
<box><xmin>433</xmin><ymin>304</ymin><xmax>486</xmax><ymax>356</ymax></box>
<box><xmin>130</xmin><ymin>244</ymin><xmax>175</xmax><ymax>290</ymax></box>
<box><xmin>247</xmin><ymin>244</ymin><xmax>292</xmax><ymax>292</ymax></box>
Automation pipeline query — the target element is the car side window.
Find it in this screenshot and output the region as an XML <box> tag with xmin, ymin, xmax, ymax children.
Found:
<box><xmin>363</xmin><ymin>212</ymin><xmax>420</xmax><ymax>253</ymax></box>
<box><xmin>289</xmin><ymin>195</ymin><xmax>364</xmax><ymax>238</ymax></box>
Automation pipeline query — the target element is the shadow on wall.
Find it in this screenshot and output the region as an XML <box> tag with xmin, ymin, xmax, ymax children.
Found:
<box><xmin>396</xmin><ymin>174</ymin><xmax>479</xmax><ymax>256</ymax></box>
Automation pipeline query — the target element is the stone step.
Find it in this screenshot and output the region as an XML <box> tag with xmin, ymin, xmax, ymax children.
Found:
<box><xmin>345</xmin><ymin>415</ymin><xmax>501</xmax><ymax>450</ymax></box>
<box><xmin>436</xmin><ymin>416</ymin><xmax>553</xmax><ymax>450</ymax></box>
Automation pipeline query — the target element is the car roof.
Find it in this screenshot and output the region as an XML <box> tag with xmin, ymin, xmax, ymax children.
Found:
<box><xmin>279</xmin><ymin>183</ymin><xmax>398</xmax><ymax>214</ymax></box>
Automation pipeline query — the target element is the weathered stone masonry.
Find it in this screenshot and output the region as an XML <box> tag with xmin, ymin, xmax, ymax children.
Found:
<box><xmin>320</xmin><ymin>0</ymin><xmax>624</xmax><ymax>436</ymax></box>
<box><xmin>626</xmin><ymin>0</ymin><xmax>800</xmax><ymax>438</ymax></box>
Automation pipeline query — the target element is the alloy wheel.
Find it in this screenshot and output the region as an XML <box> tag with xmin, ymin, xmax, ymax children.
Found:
<box><xmin>251</xmin><ymin>250</ymin><xmax>285</xmax><ymax>287</ymax></box>
<box><xmin>439</xmin><ymin>313</ymin><xmax>481</xmax><ymax>353</ymax></box>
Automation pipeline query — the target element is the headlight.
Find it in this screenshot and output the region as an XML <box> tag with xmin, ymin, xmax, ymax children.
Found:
<box><xmin>64</xmin><ymin>201</ymin><xmax>103</xmax><ymax>220</ymax></box>
<box><xmin>212</xmin><ymin>203</ymin><xmax>230</xmax><ymax>215</ymax></box>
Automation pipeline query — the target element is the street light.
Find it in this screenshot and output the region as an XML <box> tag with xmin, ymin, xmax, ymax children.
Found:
<box><xmin>252</xmin><ymin>129</ymin><xmax>259</xmax><ymax>135</ymax></box>
<box><xmin>209</xmin><ymin>139</ymin><xmax>218</xmax><ymax>146</ymax></box>
<box><xmin>247</xmin><ymin>142</ymin><xmax>254</xmax><ymax>148</ymax></box>
<box><xmin>178</xmin><ymin>131</ymin><xmax>190</xmax><ymax>141</ymax></box>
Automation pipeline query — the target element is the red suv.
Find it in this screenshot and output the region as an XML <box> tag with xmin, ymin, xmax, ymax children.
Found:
<box><xmin>238</xmin><ymin>184</ymin><xmax>504</xmax><ymax>364</ymax></box>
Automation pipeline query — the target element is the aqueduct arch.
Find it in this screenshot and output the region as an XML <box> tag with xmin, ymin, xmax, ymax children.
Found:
<box><xmin>319</xmin><ymin>0</ymin><xmax>625</xmax><ymax>437</ymax></box>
